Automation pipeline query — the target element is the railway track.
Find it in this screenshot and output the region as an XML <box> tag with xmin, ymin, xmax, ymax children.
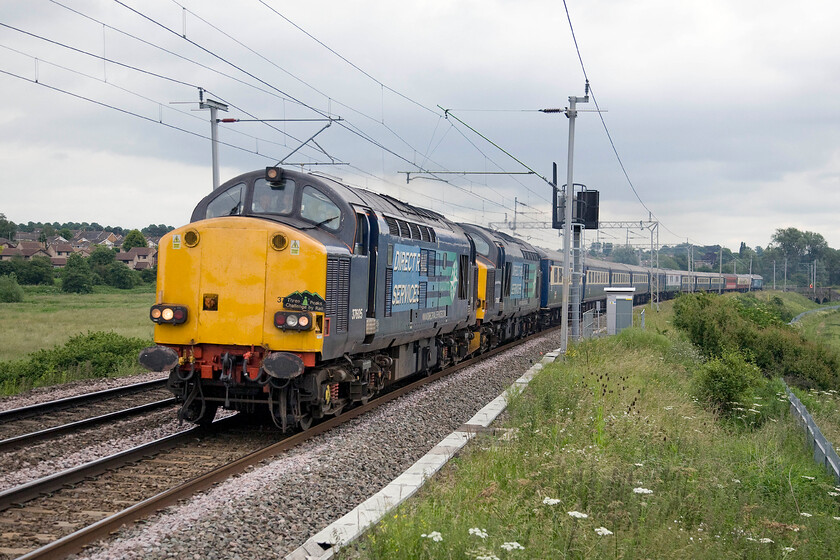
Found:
<box><xmin>0</xmin><ymin>380</ymin><xmax>174</xmax><ymax>450</ymax></box>
<box><xmin>0</xmin><ymin>331</ymin><xmax>551</xmax><ymax>559</ymax></box>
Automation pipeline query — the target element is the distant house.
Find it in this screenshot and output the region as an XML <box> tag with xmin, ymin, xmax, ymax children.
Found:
<box><xmin>71</xmin><ymin>230</ymin><xmax>120</xmax><ymax>250</ymax></box>
<box><xmin>116</xmin><ymin>247</ymin><xmax>157</xmax><ymax>270</ymax></box>
<box><xmin>46</xmin><ymin>235</ymin><xmax>69</xmax><ymax>246</ymax></box>
<box><xmin>0</xmin><ymin>246</ymin><xmax>51</xmax><ymax>261</ymax></box>
<box><xmin>14</xmin><ymin>231</ymin><xmax>41</xmax><ymax>243</ymax></box>
<box><xmin>0</xmin><ymin>238</ymin><xmax>14</xmax><ymax>249</ymax></box>
<box><xmin>17</xmin><ymin>241</ymin><xmax>45</xmax><ymax>252</ymax></box>
<box><xmin>47</xmin><ymin>242</ymin><xmax>74</xmax><ymax>259</ymax></box>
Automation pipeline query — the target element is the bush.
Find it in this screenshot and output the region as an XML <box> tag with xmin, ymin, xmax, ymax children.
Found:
<box><xmin>674</xmin><ymin>292</ymin><xmax>840</xmax><ymax>390</ymax></box>
<box><xmin>10</xmin><ymin>256</ymin><xmax>54</xmax><ymax>285</ymax></box>
<box><xmin>0</xmin><ymin>331</ymin><xmax>150</xmax><ymax>394</ymax></box>
<box><xmin>140</xmin><ymin>266</ymin><xmax>157</xmax><ymax>284</ymax></box>
<box><xmin>61</xmin><ymin>253</ymin><xmax>94</xmax><ymax>293</ymax></box>
<box><xmin>695</xmin><ymin>351</ymin><xmax>761</xmax><ymax>414</ymax></box>
<box><xmin>103</xmin><ymin>261</ymin><xmax>139</xmax><ymax>289</ymax></box>
<box><xmin>0</xmin><ymin>274</ymin><xmax>24</xmax><ymax>302</ymax></box>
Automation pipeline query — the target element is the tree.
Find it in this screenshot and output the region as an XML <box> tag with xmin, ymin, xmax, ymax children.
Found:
<box><xmin>771</xmin><ymin>228</ymin><xmax>806</xmax><ymax>260</ymax></box>
<box><xmin>12</xmin><ymin>256</ymin><xmax>54</xmax><ymax>285</ymax></box>
<box><xmin>142</xmin><ymin>224</ymin><xmax>174</xmax><ymax>237</ymax></box>
<box><xmin>61</xmin><ymin>253</ymin><xmax>94</xmax><ymax>293</ymax></box>
<box><xmin>122</xmin><ymin>229</ymin><xmax>148</xmax><ymax>251</ymax></box>
<box><xmin>0</xmin><ymin>213</ymin><xmax>16</xmax><ymax>240</ymax></box>
<box><xmin>89</xmin><ymin>246</ymin><xmax>116</xmax><ymax>284</ymax></box>
<box><xmin>58</xmin><ymin>228</ymin><xmax>73</xmax><ymax>240</ymax></box>
<box><xmin>610</xmin><ymin>246</ymin><xmax>639</xmax><ymax>265</ymax></box>
<box><xmin>104</xmin><ymin>262</ymin><xmax>138</xmax><ymax>289</ymax></box>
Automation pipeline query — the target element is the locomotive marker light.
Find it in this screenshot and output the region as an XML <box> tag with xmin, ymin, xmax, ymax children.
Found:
<box><xmin>149</xmin><ymin>304</ymin><xmax>188</xmax><ymax>325</ymax></box>
<box><xmin>274</xmin><ymin>311</ymin><xmax>314</xmax><ymax>331</ymax></box>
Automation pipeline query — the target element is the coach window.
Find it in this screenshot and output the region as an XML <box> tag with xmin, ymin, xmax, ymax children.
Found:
<box><xmin>301</xmin><ymin>186</ymin><xmax>342</xmax><ymax>231</ymax></box>
<box><xmin>206</xmin><ymin>182</ymin><xmax>245</xmax><ymax>219</ymax></box>
<box><xmin>251</xmin><ymin>178</ymin><xmax>295</xmax><ymax>215</ymax></box>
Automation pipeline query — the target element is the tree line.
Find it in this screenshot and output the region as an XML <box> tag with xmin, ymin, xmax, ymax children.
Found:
<box><xmin>591</xmin><ymin>227</ymin><xmax>839</xmax><ymax>289</ymax></box>
<box><xmin>0</xmin><ymin>214</ymin><xmax>173</xmax><ymax>241</ymax></box>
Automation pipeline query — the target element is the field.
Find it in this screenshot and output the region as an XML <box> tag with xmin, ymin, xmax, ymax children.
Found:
<box><xmin>0</xmin><ymin>285</ymin><xmax>155</xmax><ymax>363</ymax></box>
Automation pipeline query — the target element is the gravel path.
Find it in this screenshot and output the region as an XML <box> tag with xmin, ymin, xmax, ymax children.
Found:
<box><xmin>71</xmin><ymin>331</ymin><xmax>563</xmax><ymax>560</ymax></box>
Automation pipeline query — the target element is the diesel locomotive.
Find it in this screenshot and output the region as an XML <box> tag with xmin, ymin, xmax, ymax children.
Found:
<box><xmin>139</xmin><ymin>167</ymin><xmax>762</xmax><ymax>430</ymax></box>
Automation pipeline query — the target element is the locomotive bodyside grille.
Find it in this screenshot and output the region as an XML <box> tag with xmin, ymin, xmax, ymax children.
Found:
<box><xmin>486</xmin><ymin>269</ymin><xmax>496</xmax><ymax>304</ymax></box>
<box><xmin>384</xmin><ymin>268</ymin><xmax>393</xmax><ymax>317</ymax></box>
<box><xmin>326</xmin><ymin>256</ymin><xmax>351</xmax><ymax>333</ymax></box>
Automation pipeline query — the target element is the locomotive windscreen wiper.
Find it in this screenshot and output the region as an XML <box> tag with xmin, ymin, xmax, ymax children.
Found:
<box><xmin>303</xmin><ymin>215</ymin><xmax>339</xmax><ymax>229</ymax></box>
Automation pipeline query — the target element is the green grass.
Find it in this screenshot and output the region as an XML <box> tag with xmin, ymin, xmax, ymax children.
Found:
<box><xmin>755</xmin><ymin>290</ymin><xmax>827</xmax><ymax>318</ymax></box>
<box><xmin>342</xmin><ymin>327</ymin><xmax>840</xmax><ymax>559</ymax></box>
<box><xmin>0</xmin><ymin>285</ymin><xmax>154</xmax><ymax>362</ymax></box>
<box><xmin>795</xmin><ymin>309</ymin><xmax>840</xmax><ymax>354</ymax></box>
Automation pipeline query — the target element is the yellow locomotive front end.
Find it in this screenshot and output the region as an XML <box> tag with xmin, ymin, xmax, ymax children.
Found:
<box><xmin>141</xmin><ymin>216</ymin><xmax>328</xmax><ymax>426</ymax></box>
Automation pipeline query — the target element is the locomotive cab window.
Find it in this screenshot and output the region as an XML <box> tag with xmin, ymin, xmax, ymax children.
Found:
<box><xmin>206</xmin><ymin>182</ymin><xmax>245</xmax><ymax>219</ymax></box>
<box><xmin>301</xmin><ymin>186</ymin><xmax>342</xmax><ymax>231</ymax></box>
<box><xmin>251</xmin><ymin>178</ymin><xmax>295</xmax><ymax>215</ymax></box>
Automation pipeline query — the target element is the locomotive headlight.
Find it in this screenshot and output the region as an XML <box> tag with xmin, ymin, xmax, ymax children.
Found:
<box><xmin>150</xmin><ymin>304</ymin><xmax>188</xmax><ymax>325</ymax></box>
<box><xmin>286</xmin><ymin>314</ymin><xmax>299</xmax><ymax>327</ymax></box>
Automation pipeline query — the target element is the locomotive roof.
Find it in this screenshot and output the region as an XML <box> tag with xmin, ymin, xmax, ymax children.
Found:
<box><xmin>305</xmin><ymin>171</ymin><xmax>452</xmax><ymax>229</ymax></box>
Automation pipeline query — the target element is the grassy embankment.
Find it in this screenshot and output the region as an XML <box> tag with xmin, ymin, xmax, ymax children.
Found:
<box><xmin>0</xmin><ymin>285</ymin><xmax>154</xmax><ymax>395</ymax></box>
<box><xmin>775</xmin><ymin>292</ymin><xmax>840</xmax><ymax>467</ymax></box>
<box><xmin>342</xmin><ymin>294</ymin><xmax>840</xmax><ymax>559</ymax></box>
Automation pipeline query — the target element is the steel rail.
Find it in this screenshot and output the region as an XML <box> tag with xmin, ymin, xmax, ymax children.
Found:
<box><xmin>0</xmin><ymin>378</ymin><xmax>167</xmax><ymax>423</ymax></box>
<box><xmin>0</xmin><ymin>397</ymin><xmax>177</xmax><ymax>452</ymax></box>
<box><xmin>13</xmin><ymin>330</ymin><xmax>553</xmax><ymax>559</ymax></box>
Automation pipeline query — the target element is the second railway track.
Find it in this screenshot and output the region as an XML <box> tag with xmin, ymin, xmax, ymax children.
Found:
<box><xmin>0</xmin><ymin>379</ymin><xmax>173</xmax><ymax>445</ymax></box>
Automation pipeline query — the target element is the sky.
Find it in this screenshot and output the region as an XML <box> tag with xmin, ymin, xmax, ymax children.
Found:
<box><xmin>1</xmin><ymin>0</ymin><xmax>838</xmax><ymax>252</ymax></box>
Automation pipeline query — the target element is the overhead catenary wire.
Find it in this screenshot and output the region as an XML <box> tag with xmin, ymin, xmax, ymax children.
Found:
<box><xmin>33</xmin><ymin>0</ymin><xmax>545</xmax><ymax>222</ymax></box>
<box><xmin>3</xmin><ymin>1</ymin><xmax>572</xmax><ymax>235</ymax></box>
<box><xmin>110</xmin><ymin>0</ymin><xmax>533</xmax><ymax>218</ymax></box>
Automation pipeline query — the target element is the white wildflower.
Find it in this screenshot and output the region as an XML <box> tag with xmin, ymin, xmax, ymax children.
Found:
<box><xmin>828</xmin><ymin>491</ymin><xmax>840</xmax><ymax>497</ymax></box>
<box><xmin>783</xmin><ymin>547</ymin><xmax>796</xmax><ymax>553</ymax></box>
<box><xmin>594</xmin><ymin>527</ymin><xmax>613</xmax><ymax>536</ymax></box>
<box><xmin>469</xmin><ymin>527</ymin><xmax>488</xmax><ymax>539</ymax></box>
<box><xmin>421</xmin><ymin>531</ymin><xmax>443</xmax><ymax>542</ymax></box>
<box><xmin>834</xmin><ymin>516</ymin><xmax>840</xmax><ymax>521</ymax></box>
<box><xmin>732</xmin><ymin>479</ymin><xmax>741</xmax><ymax>483</ymax></box>
<box><xmin>800</xmin><ymin>512</ymin><xmax>812</xmax><ymax>517</ymax></box>
<box><xmin>542</xmin><ymin>497</ymin><xmax>561</xmax><ymax>505</ymax></box>
<box><xmin>801</xmin><ymin>476</ymin><xmax>815</xmax><ymax>480</ymax></box>
<box><xmin>633</xmin><ymin>487</ymin><xmax>654</xmax><ymax>494</ymax></box>
<box><xmin>567</xmin><ymin>511</ymin><xmax>588</xmax><ymax>519</ymax></box>
<box><xmin>634</xmin><ymin>463</ymin><xmax>644</xmax><ymax>467</ymax></box>
<box><xmin>476</xmin><ymin>555</ymin><xmax>500</xmax><ymax>560</ymax></box>
<box><xmin>501</xmin><ymin>542</ymin><xmax>525</xmax><ymax>551</ymax></box>
<box><xmin>663</xmin><ymin>406</ymin><xmax>673</xmax><ymax>410</ymax></box>
<box><xmin>759</xmin><ymin>538</ymin><xmax>774</xmax><ymax>544</ymax></box>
